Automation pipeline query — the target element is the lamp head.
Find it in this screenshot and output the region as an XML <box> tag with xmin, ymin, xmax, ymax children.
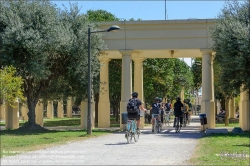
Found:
<box><xmin>107</xmin><ymin>25</ymin><xmax>121</xmax><ymax>32</ymax></box>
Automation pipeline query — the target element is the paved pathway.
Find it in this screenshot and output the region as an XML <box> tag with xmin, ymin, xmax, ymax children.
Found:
<box><xmin>1</xmin><ymin>120</ymin><xmax>204</xmax><ymax>165</ymax></box>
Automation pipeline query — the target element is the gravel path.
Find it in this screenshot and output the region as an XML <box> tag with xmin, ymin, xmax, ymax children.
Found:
<box><xmin>1</xmin><ymin>121</ymin><xmax>204</xmax><ymax>165</ymax></box>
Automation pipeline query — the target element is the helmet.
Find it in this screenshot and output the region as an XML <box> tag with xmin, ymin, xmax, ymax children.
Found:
<box><xmin>132</xmin><ymin>92</ymin><xmax>138</xmax><ymax>97</ymax></box>
<box><xmin>158</xmin><ymin>98</ymin><xmax>162</xmax><ymax>102</ymax></box>
<box><xmin>187</xmin><ymin>98</ymin><xmax>190</xmax><ymax>102</ymax></box>
<box><xmin>176</xmin><ymin>97</ymin><xmax>181</xmax><ymax>101</ymax></box>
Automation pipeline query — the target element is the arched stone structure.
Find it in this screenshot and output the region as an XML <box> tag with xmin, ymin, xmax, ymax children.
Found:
<box><xmin>96</xmin><ymin>19</ymin><xmax>249</xmax><ymax>130</ymax></box>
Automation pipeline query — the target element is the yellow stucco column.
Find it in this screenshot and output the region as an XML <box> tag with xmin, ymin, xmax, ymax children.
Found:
<box><xmin>67</xmin><ymin>97</ymin><xmax>72</xmax><ymax>118</ymax></box>
<box><xmin>21</xmin><ymin>103</ymin><xmax>28</xmax><ymax>121</ymax></box>
<box><xmin>35</xmin><ymin>100</ymin><xmax>44</xmax><ymax>126</ymax></box>
<box><xmin>239</xmin><ymin>86</ymin><xmax>250</xmax><ymax>131</ymax></box>
<box><xmin>119</xmin><ymin>50</ymin><xmax>133</xmax><ymax>130</ymax></box>
<box><xmin>80</xmin><ymin>100</ymin><xmax>87</xmax><ymax>129</ymax></box>
<box><xmin>229</xmin><ymin>98</ymin><xmax>235</xmax><ymax>119</ymax></box>
<box><xmin>57</xmin><ymin>101</ymin><xmax>64</xmax><ymax>118</ymax></box>
<box><xmin>133</xmin><ymin>57</ymin><xmax>145</xmax><ymax>129</ymax></box>
<box><xmin>47</xmin><ymin>101</ymin><xmax>54</xmax><ymax>119</ymax></box>
<box><xmin>5</xmin><ymin>101</ymin><xmax>19</xmax><ymax>129</ymax></box>
<box><xmin>200</xmin><ymin>49</ymin><xmax>215</xmax><ymax>129</ymax></box>
<box><xmin>179</xmin><ymin>88</ymin><xmax>185</xmax><ymax>101</ymax></box>
<box><xmin>0</xmin><ymin>103</ymin><xmax>5</xmax><ymax>120</ymax></box>
<box><xmin>98</xmin><ymin>57</ymin><xmax>111</xmax><ymax>128</ymax></box>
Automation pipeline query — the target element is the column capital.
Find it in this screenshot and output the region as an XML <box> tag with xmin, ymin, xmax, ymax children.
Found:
<box><xmin>98</xmin><ymin>56</ymin><xmax>111</xmax><ymax>63</ymax></box>
<box><xmin>119</xmin><ymin>49</ymin><xmax>134</xmax><ymax>56</ymax></box>
<box><xmin>200</xmin><ymin>49</ymin><xmax>213</xmax><ymax>55</ymax></box>
<box><xmin>132</xmin><ymin>57</ymin><xmax>145</xmax><ymax>63</ymax></box>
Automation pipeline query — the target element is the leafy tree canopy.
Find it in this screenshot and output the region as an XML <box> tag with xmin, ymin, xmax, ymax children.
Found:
<box><xmin>0</xmin><ymin>0</ymin><xmax>106</xmax><ymax>128</ymax></box>
<box><xmin>210</xmin><ymin>0</ymin><xmax>250</xmax><ymax>94</ymax></box>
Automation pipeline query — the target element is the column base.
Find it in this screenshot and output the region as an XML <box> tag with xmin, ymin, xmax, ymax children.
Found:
<box><xmin>201</xmin><ymin>100</ymin><xmax>215</xmax><ymax>129</ymax></box>
<box><xmin>0</xmin><ymin>104</ymin><xmax>5</xmax><ymax>120</ymax></box>
<box><xmin>240</xmin><ymin>100</ymin><xmax>250</xmax><ymax>131</ymax></box>
<box><xmin>5</xmin><ymin>102</ymin><xmax>19</xmax><ymax>129</ymax></box>
<box><xmin>120</xmin><ymin>102</ymin><xmax>127</xmax><ymax>130</ymax></box>
<box><xmin>80</xmin><ymin>101</ymin><xmax>87</xmax><ymax>129</ymax></box>
<box><xmin>98</xmin><ymin>102</ymin><xmax>110</xmax><ymax>128</ymax></box>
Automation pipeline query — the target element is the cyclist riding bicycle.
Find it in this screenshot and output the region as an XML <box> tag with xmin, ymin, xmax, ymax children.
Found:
<box><xmin>183</xmin><ymin>99</ymin><xmax>190</xmax><ymax>125</ymax></box>
<box><xmin>150</xmin><ymin>97</ymin><xmax>161</xmax><ymax>132</ymax></box>
<box><xmin>173</xmin><ymin>97</ymin><xmax>183</xmax><ymax>127</ymax></box>
<box><xmin>158</xmin><ymin>98</ymin><xmax>165</xmax><ymax>123</ymax></box>
<box><xmin>127</xmin><ymin>92</ymin><xmax>147</xmax><ymax>133</ymax></box>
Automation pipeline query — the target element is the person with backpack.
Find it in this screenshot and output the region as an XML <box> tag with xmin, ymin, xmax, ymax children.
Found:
<box><xmin>158</xmin><ymin>98</ymin><xmax>165</xmax><ymax>123</ymax></box>
<box><xmin>150</xmin><ymin>97</ymin><xmax>161</xmax><ymax>132</ymax></box>
<box><xmin>186</xmin><ymin>99</ymin><xmax>193</xmax><ymax>124</ymax></box>
<box><xmin>183</xmin><ymin>99</ymin><xmax>190</xmax><ymax>125</ymax></box>
<box><xmin>126</xmin><ymin>92</ymin><xmax>147</xmax><ymax>132</ymax></box>
<box><xmin>165</xmin><ymin>99</ymin><xmax>172</xmax><ymax>113</ymax></box>
<box><xmin>173</xmin><ymin>97</ymin><xmax>184</xmax><ymax>127</ymax></box>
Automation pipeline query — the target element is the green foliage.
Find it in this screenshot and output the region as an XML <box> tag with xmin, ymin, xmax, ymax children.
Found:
<box><xmin>210</xmin><ymin>0</ymin><xmax>250</xmax><ymax>95</ymax></box>
<box><xmin>143</xmin><ymin>58</ymin><xmax>193</xmax><ymax>106</ymax></box>
<box><xmin>191</xmin><ymin>58</ymin><xmax>202</xmax><ymax>91</ymax></box>
<box><xmin>0</xmin><ymin>66</ymin><xmax>25</xmax><ymax>106</ymax></box>
<box><xmin>86</xmin><ymin>9</ymin><xmax>120</xmax><ymax>22</ymax></box>
<box><xmin>0</xmin><ymin>0</ymin><xmax>105</xmax><ymax>125</ymax></box>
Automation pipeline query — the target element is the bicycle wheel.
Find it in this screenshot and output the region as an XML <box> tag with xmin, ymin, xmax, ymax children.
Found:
<box><xmin>178</xmin><ymin>117</ymin><xmax>181</xmax><ymax>132</ymax></box>
<box><xmin>126</xmin><ymin>131</ymin><xmax>132</xmax><ymax>144</ymax></box>
<box><xmin>158</xmin><ymin>123</ymin><xmax>162</xmax><ymax>133</ymax></box>
<box><xmin>153</xmin><ymin>119</ymin><xmax>157</xmax><ymax>134</ymax></box>
<box><xmin>175</xmin><ymin>118</ymin><xmax>179</xmax><ymax>133</ymax></box>
<box><xmin>183</xmin><ymin>116</ymin><xmax>186</xmax><ymax>127</ymax></box>
<box><xmin>134</xmin><ymin>131</ymin><xmax>140</xmax><ymax>142</ymax></box>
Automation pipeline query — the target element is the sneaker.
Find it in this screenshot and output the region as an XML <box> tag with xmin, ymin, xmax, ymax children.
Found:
<box><xmin>136</xmin><ymin>129</ymin><xmax>141</xmax><ymax>134</ymax></box>
<box><xmin>152</xmin><ymin>129</ymin><xmax>154</xmax><ymax>132</ymax></box>
<box><xmin>125</xmin><ymin>134</ymin><xmax>127</xmax><ymax>139</ymax></box>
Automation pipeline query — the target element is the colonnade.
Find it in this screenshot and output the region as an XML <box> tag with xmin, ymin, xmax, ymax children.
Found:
<box><xmin>0</xmin><ymin>49</ymin><xmax>249</xmax><ymax>131</ymax></box>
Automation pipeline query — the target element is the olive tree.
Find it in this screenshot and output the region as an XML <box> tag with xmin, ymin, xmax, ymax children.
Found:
<box><xmin>0</xmin><ymin>0</ymin><xmax>106</xmax><ymax>129</ymax></box>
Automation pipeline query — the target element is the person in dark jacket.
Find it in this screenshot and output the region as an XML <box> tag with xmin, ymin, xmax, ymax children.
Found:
<box><xmin>173</xmin><ymin>97</ymin><xmax>183</xmax><ymax>127</ymax></box>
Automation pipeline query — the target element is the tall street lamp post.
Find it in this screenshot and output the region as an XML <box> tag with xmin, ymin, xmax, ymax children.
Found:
<box><xmin>87</xmin><ymin>25</ymin><xmax>121</xmax><ymax>135</ymax></box>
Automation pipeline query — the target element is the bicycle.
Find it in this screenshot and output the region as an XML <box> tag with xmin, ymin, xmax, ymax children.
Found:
<box><xmin>164</xmin><ymin>112</ymin><xmax>172</xmax><ymax>126</ymax></box>
<box><xmin>174</xmin><ymin>116</ymin><xmax>181</xmax><ymax>133</ymax></box>
<box><xmin>152</xmin><ymin>114</ymin><xmax>162</xmax><ymax>133</ymax></box>
<box><xmin>125</xmin><ymin>118</ymin><xmax>140</xmax><ymax>144</ymax></box>
<box><xmin>183</xmin><ymin>112</ymin><xmax>188</xmax><ymax>127</ymax></box>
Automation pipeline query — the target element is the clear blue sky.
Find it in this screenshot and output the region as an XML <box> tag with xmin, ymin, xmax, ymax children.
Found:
<box><xmin>51</xmin><ymin>0</ymin><xmax>233</xmax><ymax>66</ymax></box>
<box><xmin>52</xmin><ymin>1</ymin><xmax>229</xmax><ymax>20</ymax></box>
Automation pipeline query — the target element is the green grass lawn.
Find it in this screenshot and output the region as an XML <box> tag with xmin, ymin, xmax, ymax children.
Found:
<box><xmin>0</xmin><ymin>128</ymin><xmax>112</xmax><ymax>158</ymax></box>
<box><xmin>190</xmin><ymin>132</ymin><xmax>250</xmax><ymax>165</ymax></box>
<box><xmin>215</xmin><ymin>123</ymin><xmax>240</xmax><ymax>128</ymax></box>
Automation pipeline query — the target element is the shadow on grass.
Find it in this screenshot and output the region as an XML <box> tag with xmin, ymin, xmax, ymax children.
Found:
<box><xmin>0</xmin><ymin>128</ymin><xmax>113</xmax><ymax>136</ymax></box>
<box><xmin>232</xmin><ymin>143</ymin><xmax>250</xmax><ymax>147</ymax></box>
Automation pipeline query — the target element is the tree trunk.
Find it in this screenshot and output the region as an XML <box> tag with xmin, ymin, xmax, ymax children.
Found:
<box><xmin>115</xmin><ymin>105</ymin><xmax>119</xmax><ymax>122</ymax></box>
<box><xmin>225</xmin><ymin>98</ymin><xmax>229</xmax><ymax>126</ymax></box>
<box><xmin>19</xmin><ymin>78</ymin><xmax>46</xmax><ymax>130</ymax></box>
<box><xmin>94</xmin><ymin>93</ymin><xmax>99</xmax><ymax>124</ymax></box>
<box><xmin>215</xmin><ymin>99</ymin><xmax>218</xmax><ymax>116</ymax></box>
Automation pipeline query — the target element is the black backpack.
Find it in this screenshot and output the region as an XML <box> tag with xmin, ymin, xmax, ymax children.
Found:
<box><xmin>152</xmin><ymin>103</ymin><xmax>160</xmax><ymax>114</ymax></box>
<box><xmin>165</xmin><ymin>103</ymin><xmax>171</xmax><ymax>111</ymax></box>
<box><xmin>126</xmin><ymin>98</ymin><xmax>138</xmax><ymax>114</ymax></box>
